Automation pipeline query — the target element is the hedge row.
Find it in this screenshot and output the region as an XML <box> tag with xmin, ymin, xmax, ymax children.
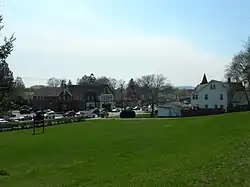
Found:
<box><xmin>0</xmin><ymin>116</ymin><xmax>86</xmax><ymax>132</ymax></box>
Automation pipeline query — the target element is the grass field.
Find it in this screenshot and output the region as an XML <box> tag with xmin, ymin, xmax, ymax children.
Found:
<box><xmin>1</xmin><ymin>112</ymin><xmax>250</xmax><ymax>186</ymax></box>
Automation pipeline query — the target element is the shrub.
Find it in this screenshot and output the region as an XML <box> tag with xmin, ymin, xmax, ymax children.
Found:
<box><xmin>120</xmin><ymin>110</ymin><xmax>136</xmax><ymax>118</ymax></box>
<box><xmin>0</xmin><ymin>116</ymin><xmax>86</xmax><ymax>132</ymax></box>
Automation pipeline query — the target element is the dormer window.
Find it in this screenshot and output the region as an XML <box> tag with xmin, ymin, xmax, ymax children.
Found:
<box><xmin>210</xmin><ymin>84</ymin><xmax>216</xmax><ymax>89</ymax></box>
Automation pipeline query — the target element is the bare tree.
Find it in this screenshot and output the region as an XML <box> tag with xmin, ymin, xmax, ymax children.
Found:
<box><xmin>118</xmin><ymin>79</ymin><xmax>126</xmax><ymax>108</ymax></box>
<box><xmin>47</xmin><ymin>77</ymin><xmax>60</xmax><ymax>87</ymax></box>
<box><xmin>225</xmin><ymin>38</ymin><xmax>250</xmax><ymax>105</ymax></box>
<box><xmin>30</xmin><ymin>85</ymin><xmax>45</xmax><ymax>91</ymax></box>
<box><xmin>109</xmin><ymin>78</ymin><xmax>118</xmax><ymax>90</ymax></box>
<box><xmin>137</xmin><ymin>74</ymin><xmax>171</xmax><ymax>116</ymax></box>
<box><xmin>225</xmin><ymin>51</ymin><xmax>248</xmax><ymax>83</ymax></box>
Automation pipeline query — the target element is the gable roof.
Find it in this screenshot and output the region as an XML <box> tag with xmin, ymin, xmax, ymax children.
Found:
<box><xmin>193</xmin><ymin>80</ymin><xmax>228</xmax><ymax>93</ymax></box>
<box><xmin>68</xmin><ymin>84</ymin><xmax>114</xmax><ymax>95</ymax></box>
<box><xmin>193</xmin><ymin>79</ymin><xmax>245</xmax><ymax>94</ymax></box>
<box><xmin>33</xmin><ymin>87</ymin><xmax>63</xmax><ymax>97</ymax></box>
<box><xmin>34</xmin><ymin>84</ymin><xmax>115</xmax><ymax>97</ymax></box>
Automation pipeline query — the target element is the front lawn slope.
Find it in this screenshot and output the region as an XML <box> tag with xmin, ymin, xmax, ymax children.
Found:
<box><xmin>0</xmin><ymin>112</ymin><xmax>250</xmax><ymax>186</ymax></box>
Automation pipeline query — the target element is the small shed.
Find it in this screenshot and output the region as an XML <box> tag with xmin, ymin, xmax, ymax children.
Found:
<box><xmin>157</xmin><ymin>102</ymin><xmax>189</xmax><ymax>117</ymax></box>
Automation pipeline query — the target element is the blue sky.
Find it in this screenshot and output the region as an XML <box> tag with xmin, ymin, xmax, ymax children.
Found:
<box><xmin>2</xmin><ymin>0</ymin><xmax>250</xmax><ymax>86</ymax></box>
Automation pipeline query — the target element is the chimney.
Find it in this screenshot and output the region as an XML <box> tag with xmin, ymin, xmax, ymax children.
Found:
<box><xmin>228</xmin><ymin>77</ymin><xmax>231</xmax><ymax>84</ymax></box>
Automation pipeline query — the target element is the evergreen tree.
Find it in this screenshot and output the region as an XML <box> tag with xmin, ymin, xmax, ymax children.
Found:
<box><xmin>67</xmin><ymin>79</ymin><xmax>72</xmax><ymax>86</ymax></box>
<box><xmin>0</xmin><ymin>15</ymin><xmax>15</xmax><ymax>111</ymax></box>
<box><xmin>14</xmin><ymin>77</ymin><xmax>25</xmax><ymax>88</ymax></box>
<box><xmin>126</xmin><ymin>78</ymin><xmax>137</xmax><ymax>100</ymax></box>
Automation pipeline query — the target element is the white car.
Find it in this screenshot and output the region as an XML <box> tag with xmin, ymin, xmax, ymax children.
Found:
<box><xmin>44</xmin><ymin>111</ymin><xmax>56</xmax><ymax>119</ymax></box>
<box><xmin>0</xmin><ymin>119</ymin><xmax>8</xmax><ymax>123</ymax></box>
<box><xmin>112</xmin><ymin>108</ymin><xmax>121</xmax><ymax>112</ymax></box>
<box><xmin>76</xmin><ymin>111</ymin><xmax>95</xmax><ymax>118</ymax></box>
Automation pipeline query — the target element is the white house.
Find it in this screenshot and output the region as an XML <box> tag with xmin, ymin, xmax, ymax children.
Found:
<box><xmin>158</xmin><ymin>102</ymin><xmax>190</xmax><ymax>117</ymax></box>
<box><xmin>190</xmin><ymin>74</ymin><xmax>247</xmax><ymax>111</ymax></box>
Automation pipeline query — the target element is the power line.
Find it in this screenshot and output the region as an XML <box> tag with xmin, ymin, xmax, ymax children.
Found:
<box><xmin>21</xmin><ymin>77</ymin><xmax>71</xmax><ymax>81</ymax></box>
<box><xmin>21</xmin><ymin>77</ymin><xmax>48</xmax><ymax>81</ymax></box>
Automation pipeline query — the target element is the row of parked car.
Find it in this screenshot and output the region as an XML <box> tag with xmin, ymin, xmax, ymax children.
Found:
<box><xmin>38</xmin><ymin>108</ymin><xmax>110</xmax><ymax>119</ymax></box>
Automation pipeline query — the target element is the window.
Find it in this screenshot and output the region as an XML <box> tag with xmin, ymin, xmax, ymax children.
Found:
<box><xmin>214</xmin><ymin>104</ymin><xmax>218</xmax><ymax>108</ymax></box>
<box><xmin>220</xmin><ymin>94</ymin><xmax>223</xmax><ymax>100</ymax></box>
<box><xmin>205</xmin><ymin>94</ymin><xmax>208</xmax><ymax>100</ymax></box>
<box><xmin>195</xmin><ymin>94</ymin><xmax>198</xmax><ymax>99</ymax></box>
<box><xmin>220</xmin><ymin>105</ymin><xmax>224</xmax><ymax>109</ymax></box>
<box><xmin>87</xmin><ymin>96</ymin><xmax>90</xmax><ymax>101</ymax></box>
<box><xmin>205</xmin><ymin>105</ymin><xmax>208</xmax><ymax>108</ymax></box>
<box><xmin>192</xmin><ymin>94</ymin><xmax>195</xmax><ymax>99</ymax></box>
<box><xmin>210</xmin><ymin>84</ymin><xmax>216</xmax><ymax>89</ymax></box>
<box><xmin>92</xmin><ymin>96</ymin><xmax>94</xmax><ymax>101</ymax></box>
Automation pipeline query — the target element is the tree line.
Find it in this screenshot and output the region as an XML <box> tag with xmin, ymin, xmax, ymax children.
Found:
<box><xmin>46</xmin><ymin>73</ymin><xmax>172</xmax><ymax>113</ymax></box>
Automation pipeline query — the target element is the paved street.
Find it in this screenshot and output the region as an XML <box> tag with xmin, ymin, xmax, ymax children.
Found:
<box><xmin>11</xmin><ymin>109</ymin><xmax>148</xmax><ymax>120</ymax></box>
<box><xmin>11</xmin><ymin>110</ymin><xmax>63</xmax><ymax>119</ymax></box>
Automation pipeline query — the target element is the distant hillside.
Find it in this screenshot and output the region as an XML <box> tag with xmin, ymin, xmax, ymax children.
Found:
<box><xmin>175</xmin><ymin>86</ymin><xmax>194</xmax><ymax>90</ymax></box>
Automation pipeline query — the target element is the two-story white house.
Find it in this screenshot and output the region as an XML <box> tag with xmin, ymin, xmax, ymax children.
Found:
<box><xmin>190</xmin><ymin>74</ymin><xmax>247</xmax><ymax>112</ymax></box>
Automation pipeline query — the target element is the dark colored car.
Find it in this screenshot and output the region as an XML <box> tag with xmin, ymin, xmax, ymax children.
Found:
<box><xmin>100</xmin><ymin>109</ymin><xmax>109</xmax><ymax>118</ymax></box>
<box><xmin>63</xmin><ymin>111</ymin><xmax>76</xmax><ymax>117</ymax></box>
<box><xmin>91</xmin><ymin>108</ymin><xmax>100</xmax><ymax>116</ymax></box>
<box><xmin>19</xmin><ymin>109</ymin><xmax>32</xmax><ymax>114</ymax></box>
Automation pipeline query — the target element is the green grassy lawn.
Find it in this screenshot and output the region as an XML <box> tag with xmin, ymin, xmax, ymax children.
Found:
<box><xmin>1</xmin><ymin>112</ymin><xmax>250</xmax><ymax>186</ymax></box>
<box><xmin>135</xmin><ymin>113</ymin><xmax>151</xmax><ymax>118</ymax></box>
